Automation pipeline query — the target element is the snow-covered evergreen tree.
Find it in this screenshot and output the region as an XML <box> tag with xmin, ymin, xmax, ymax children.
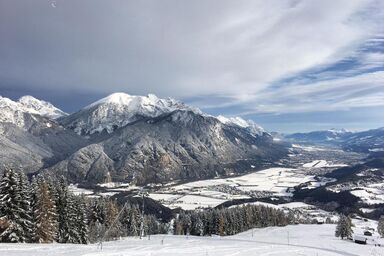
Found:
<box><xmin>128</xmin><ymin>206</ymin><xmax>140</xmax><ymax>236</ymax></box>
<box><xmin>55</xmin><ymin>177</ymin><xmax>71</xmax><ymax>243</ymax></box>
<box><xmin>378</xmin><ymin>215</ymin><xmax>384</xmax><ymax>238</ymax></box>
<box><xmin>73</xmin><ymin>196</ymin><xmax>88</xmax><ymax>244</ymax></box>
<box><xmin>88</xmin><ymin>198</ymin><xmax>107</xmax><ymax>243</ymax></box>
<box><xmin>195</xmin><ymin>216</ymin><xmax>204</xmax><ymax>236</ymax></box>
<box><xmin>335</xmin><ymin>214</ymin><xmax>353</xmax><ymax>239</ymax></box>
<box><xmin>16</xmin><ymin>170</ymin><xmax>34</xmax><ymax>242</ymax></box>
<box><xmin>55</xmin><ymin>177</ymin><xmax>86</xmax><ymax>244</ymax></box>
<box><xmin>0</xmin><ymin>169</ymin><xmax>31</xmax><ymax>242</ymax></box>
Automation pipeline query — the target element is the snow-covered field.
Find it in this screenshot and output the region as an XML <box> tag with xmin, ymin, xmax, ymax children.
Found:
<box><xmin>349</xmin><ymin>183</ymin><xmax>384</xmax><ymax>205</ymax></box>
<box><xmin>149</xmin><ymin>168</ymin><xmax>334</xmax><ymax>210</ymax></box>
<box><xmin>1</xmin><ymin>225</ymin><xmax>382</xmax><ymax>256</ymax></box>
<box><xmin>328</xmin><ymin>181</ymin><xmax>384</xmax><ymax>205</ymax></box>
<box><xmin>302</xmin><ymin>160</ymin><xmax>348</xmax><ymax>168</ymax></box>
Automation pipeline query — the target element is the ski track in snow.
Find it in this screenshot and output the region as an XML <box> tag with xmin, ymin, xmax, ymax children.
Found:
<box><xmin>0</xmin><ymin>225</ymin><xmax>382</xmax><ymax>256</ymax></box>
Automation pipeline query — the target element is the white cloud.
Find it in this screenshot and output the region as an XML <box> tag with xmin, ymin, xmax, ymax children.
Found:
<box><xmin>0</xmin><ymin>0</ymin><xmax>383</xmax><ymax>115</ymax></box>
<box><xmin>221</xmin><ymin>71</ymin><xmax>384</xmax><ymax>114</ymax></box>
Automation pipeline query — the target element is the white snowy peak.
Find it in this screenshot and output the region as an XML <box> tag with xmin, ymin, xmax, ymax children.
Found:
<box><xmin>0</xmin><ymin>95</ymin><xmax>66</xmax><ymax>128</ymax></box>
<box><xmin>327</xmin><ymin>128</ymin><xmax>352</xmax><ymax>135</ymax></box>
<box><xmin>217</xmin><ymin>115</ymin><xmax>265</xmax><ymax>136</ymax></box>
<box><xmin>66</xmin><ymin>92</ymin><xmax>202</xmax><ymax>135</ymax></box>
<box><xmin>86</xmin><ymin>92</ymin><xmax>199</xmax><ymax>113</ymax></box>
<box><xmin>18</xmin><ymin>95</ymin><xmax>67</xmax><ymax>119</ymax></box>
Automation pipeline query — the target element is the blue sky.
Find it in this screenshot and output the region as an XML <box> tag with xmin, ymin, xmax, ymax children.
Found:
<box><xmin>0</xmin><ymin>0</ymin><xmax>383</xmax><ymax>133</ymax></box>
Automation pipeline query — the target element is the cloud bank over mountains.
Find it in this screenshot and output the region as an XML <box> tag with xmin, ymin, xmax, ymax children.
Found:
<box><xmin>0</xmin><ymin>0</ymin><xmax>383</xmax><ymax>131</ymax></box>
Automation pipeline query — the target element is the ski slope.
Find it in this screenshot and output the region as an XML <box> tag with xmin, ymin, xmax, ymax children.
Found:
<box><xmin>0</xmin><ymin>225</ymin><xmax>382</xmax><ymax>256</ymax></box>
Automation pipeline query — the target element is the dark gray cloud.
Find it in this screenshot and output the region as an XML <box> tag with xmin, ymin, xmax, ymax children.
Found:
<box><xmin>0</xmin><ymin>0</ymin><xmax>383</xmax><ymax>131</ymax></box>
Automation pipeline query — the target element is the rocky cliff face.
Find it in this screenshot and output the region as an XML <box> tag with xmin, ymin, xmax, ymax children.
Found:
<box><xmin>49</xmin><ymin>110</ymin><xmax>286</xmax><ymax>184</ymax></box>
<box><xmin>0</xmin><ymin>93</ymin><xmax>287</xmax><ymax>184</ymax></box>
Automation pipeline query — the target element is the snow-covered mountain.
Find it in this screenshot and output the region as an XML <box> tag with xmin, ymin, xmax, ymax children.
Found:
<box><xmin>285</xmin><ymin>128</ymin><xmax>353</xmax><ymax>143</ymax></box>
<box><xmin>0</xmin><ymin>95</ymin><xmax>66</xmax><ymax>128</ymax></box>
<box><xmin>0</xmin><ymin>95</ymin><xmax>84</xmax><ymax>173</ymax></box>
<box><xmin>60</xmin><ymin>93</ymin><xmax>201</xmax><ymax>135</ymax></box>
<box><xmin>286</xmin><ymin>127</ymin><xmax>384</xmax><ymax>153</ymax></box>
<box><xmin>18</xmin><ymin>95</ymin><xmax>67</xmax><ymax>119</ymax></box>
<box><xmin>51</xmin><ymin>109</ymin><xmax>285</xmax><ymax>184</ymax></box>
<box><xmin>51</xmin><ymin>93</ymin><xmax>288</xmax><ymax>184</ymax></box>
<box><xmin>0</xmin><ymin>92</ymin><xmax>288</xmax><ymax>184</ymax></box>
<box><xmin>342</xmin><ymin>127</ymin><xmax>384</xmax><ymax>153</ymax></box>
<box><xmin>217</xmin><ymin>115</ymin><xmax>265</xmax><ymax>136</ymax></box>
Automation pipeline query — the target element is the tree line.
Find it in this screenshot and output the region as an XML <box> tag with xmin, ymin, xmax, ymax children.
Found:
<box><xmin>0</xmin><ymin>169</ymin><xmax>167</xmax><ymax>243</ymax></box>
<box><xmin>174</xmin><ymin>204</ymin><xmax>289</xmax><ymax>236</ymax></box>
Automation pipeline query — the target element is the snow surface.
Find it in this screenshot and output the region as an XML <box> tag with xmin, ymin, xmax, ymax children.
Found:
<box><xmin>302</xmin><ymin>160</ymin><xmax>348</xmax><ymax>168</ymax></box>
<box><xmin>291</xmin><ymin>144</ymin><xmax>330</xmax><ymax>152</ymax></box>
<box><xmin>0</xmin><ymin>224</ymin><xmax>382</xmax><ymax>256</ymax></box>
<box><xmin>350</xmin><ymin>184</ymin><xmax>384</xmax><ymax>205</ymax></box>
<box><xmin>0</xmin><ymin>95</ymin><xmax>66</xmax><ymax>127</ymax></box>
<box><xmin>150</xmin><ymin>168</ymin><xmax>333</xmax><ymax>210</ymax></box>
<box><xmin>217</xmin><ymin>115</ymin><xmax>265</xmax><ymax>136</ymax></box>
<box><xmin>18</xmin><ymin>95</ymin><xmax>67</xmax><ymax>119</ymax></box>
<box><xmin>68</xmin><ymin>184</ymin><xmax>94</xmax><ymax>196</ymax></box>
<box><xmin>70</xmin><ymin>93</ymin><xmax>202</xmax><ymax>134</ymax></box>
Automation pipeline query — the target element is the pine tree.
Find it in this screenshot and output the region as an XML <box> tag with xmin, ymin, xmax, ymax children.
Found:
<box><xmin>16</xmin><ymin>171</ymin><xmax>34</xmax><ymax>242</ymax></box>
<box><xmin>73</xmin><ymin>196</ymin><xmax>88</xmax><ymax>244</ymax></box>
<box><xmin>104</xmin><ymin>199</ymin><xmax>123</xmax><ymax>240</ymax></box>
<box><xmin>88</xmin><ymin>198</ymin><xmax>107</xmax><ymax>243</ymax></box>
<box><xmin>218</xmin><ymin>213</ymin><xmax>225</xmax><ymax>236</ymax></box>
<box><xmin>378</xmin><ymin>215</ymin><xmax>384</xmax><ymax>238</ymax></box>
<box><xmin>56</xmin><ymin>177</ymin><xmax>71</xmax><ymax>243</ymax></box>
<box><xmin>119</xmin><ymin>203</ymin><xmax>131</xmax><ymax>237</ymax></box>
<box><xmin>33</xmin><ymin>177</ymin><xmax>58</xmax><ymax>243</ymax></box>
<box><xmin>335</xmin><ymin>214</ymin><xmax>353</xmax><ymax>239</ymax></box>
<box><xmin>193</xmin><ymin>215</ymin><xmax>204</xmax><ymax>236</ymax></box>
<box><xmin>128</xmin><ymin>206</ymin><xmax>140</xmax><ymax>236</ymax></box>
<box><xmin>55</xmin><ymin>177</ymin><xmax>84</xmax><ymax>244</ymax></box>
<box><xmin>0</xmin><ymin>169</ymin><xmax>31</xmax><ymax>242</ymax></box>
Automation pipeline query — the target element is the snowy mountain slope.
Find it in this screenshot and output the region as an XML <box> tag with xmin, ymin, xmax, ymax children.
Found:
<box><xmin>0</xmin><ymin>93</ymin><xmax>287</xmax><ymax>183</ymax></box>
<box><xmin>0</xmin><ymin>134</ymin><xmax>49</xmax><ymax>172</ymax></box>
<box><xmin>0</xmin><ymin>95</ymin><xmax>67</xmax><ymax>129</ymax></box>
<box><xmin>0</xmin><ymin>224</ymin><xmax>380</xmax><ymax>256</ymax></box>
<box><xmin>0</xmin><ymin>117</ymin><xmax>88</xmax><ymax>174</ymax></box>
<box><xmin>286</xmin><ymin>127</ymin><xmax>384</xmax><ymax>153</ymax></box>
<box><xmin>0</xmin><ymin>95</ymin><xmax>87</xmax><ymax>174</ymax></box>
<box><xmin>60</xmin><ymin>93</ymin><xmax>202</xmax><ymax>135</ymax></box>
<box><xmin>286</xmin><ymin>129</ymin><xmax>353</xmax><ymax>143</ymax></box>
<box><xmin>48</xmin><ymin>110</ymin><xmax>286</xmax><ymax>184</ymax></box>
<box><xmin>217</xmin><ymin>115</ymin><xmax>265</xmax><ymax>136</ymax></box>
<box><xmin>342</xmin><ymin>127</ymin><xmax>384</xmax><ymax>153</ymax></box>
<box><xmin>18</xmin><ymin>95</ymin><xmax>67</xmax><ymax>119</ymax></box>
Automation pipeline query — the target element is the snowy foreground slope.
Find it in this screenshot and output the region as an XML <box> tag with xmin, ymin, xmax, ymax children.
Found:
<box><xmin>1</xmin><ymin>225</ymin><xmax>382</xmax><ymax>256</ymax></box>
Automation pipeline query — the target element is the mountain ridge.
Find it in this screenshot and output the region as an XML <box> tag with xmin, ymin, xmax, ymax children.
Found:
<box><xmin>0</xmin><ymin>93</ymin><xmax>285</xmax><ymax>185</ymax></box>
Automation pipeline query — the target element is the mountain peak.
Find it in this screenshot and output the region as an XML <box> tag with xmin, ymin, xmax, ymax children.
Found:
<box><xmin>217</xmin><ymin>115</ymin><xmax>265</xmax><ymax>136</ymax></box>
<box><xmin>18</xmin><ymin>95</ymin><xmax>67</xmax><ymax>119</ymax></box>
<box><xmin>0</xmin><ymin>95</ymin><xmax>66</xmax><ymax>128</ymax></box>
<box><xmin>63</xmin><ymin>92</ymin><xmax>202</xmax><ymax>135</ymax></box>
<box><xmin>327</xmin><ymin>128</ymin><xmax>352</xmax><ymax>134</ymax></box>
<box><xmin>86</xmin><ymin>92</ymin><xmax>135</xmax><ymax>108</ymax></box>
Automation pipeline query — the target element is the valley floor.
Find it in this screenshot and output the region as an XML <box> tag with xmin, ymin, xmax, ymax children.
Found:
<box><xmin>0</xmin><ymin>224</ymin><xmax>382</xmax><ymax>256</ymax></box>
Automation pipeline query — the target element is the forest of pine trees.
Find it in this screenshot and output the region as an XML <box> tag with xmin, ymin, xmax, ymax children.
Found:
<box><xmin>0</xmin><ymin>168</ymin><xmax>298</xmax><ymax>244</ymax></box>
<box><xmin>173</xmin><ymin>204</ymin><xmax>289</xmax><ymax>236</ymax></box>
<box><xmin>0</xmin><ymin>169</ymin><xmax>167</xmax><ymax>244</ymax></box>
